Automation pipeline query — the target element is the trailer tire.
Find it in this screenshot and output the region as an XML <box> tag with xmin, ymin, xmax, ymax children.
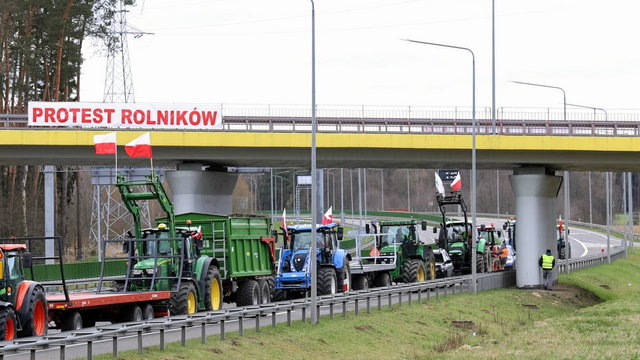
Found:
<box><xmin>203</xmin><ymin>266</ymin><xmax>223</xmax><ymax>311</ymax></box>
<box><xmin>374</xmin><ymin>272</ymin><xmax>391</xmax><ymax>288</ymax></box>
<box><xmin>61</xmin><ymin>311</ymin><xmax>83</xmax><ymax>332</ymax></box>
<box><xmin>317</xmin><ymin>267</ymin><xmax>337</xmax><ymax>295</ymax></box>
<box><xmin>18</xmin><ymin>286</ymin><xmax>48</xmax><ymax>337</ymax></box>
<box><xmin>237</xmin><ymin>280</ymin><xmax>260</xmax><ymax>306</ymax></box>
<box><xmin>0</xmin><ymin>307</ymin><xmax>17</xmax><ymax>340</ymax></box>
<box><xmin>337</xmin><ymin>258</ymin><xmax>351</xmax><ymax>293</ymax></box>
<box><xmin>122</xmin><ymin>305</ymin><xmax>143</xmax><ymax>323</ymax></box>
<box><xmin>170</xmin><ymin>282</ymin><xmax>197</xmax><ymax>315</ymax></box>
<box><xmin>257</xmin><ymin>279</ymin><xmax>271</xmax><ymax>304</ymax></box>
<box><xmin>352</xmin><ymin>274</ymin><xmax>369</xmax><ymax>291</ymax></box>
<box><xmin>143</xmin><ymin>304</ymin><xmax>155</xmax><ymax>320</ymax></box>
<box><xmin>403</xmin><ymin>259</ymin><xmax>426</xmax><ymax>283</ymax></box>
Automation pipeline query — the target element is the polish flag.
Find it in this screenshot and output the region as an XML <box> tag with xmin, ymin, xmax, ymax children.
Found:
<box><xmin>282</xmin><ymin>208</ymin><xmax>289</xmax><ymax>239</ymax></box>
<box><xmin>93</xmin><ymin>132</ymin><xmax>116</xmax><ymax>155</ymax></box>
<box><xmin>450</xmin><ymin>172</ymin><xmax>462</xmax><ymax>191</ymax></box>
<box><xmin>434</xmin><ymin>172</ymin><xmax>445</xmax><ymax>196</ymax></box>
<box><xmin>125</xmin><ymin>132</ymin><xmax>152</xmax><ymax>158</ymax></box>
<box><xmin>321</xmin><ymin>206</ymin><xmax>333</xmax><ymax>225</ymax></box>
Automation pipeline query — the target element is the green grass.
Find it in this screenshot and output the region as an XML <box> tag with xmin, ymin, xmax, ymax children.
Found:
<box><xmin>98</xmin><ymin>250</ymin><xmax>640</xmax><ymax>360</ymax></box>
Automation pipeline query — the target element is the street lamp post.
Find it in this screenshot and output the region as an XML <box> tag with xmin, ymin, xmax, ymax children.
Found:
<box><xmin>511</xmin><ymin>81</ymin><xmax>566</xmax><ymax>122</ymax></box>
<box><xmin>404</xmin><ymin>39</ymin><xmax>477</xmax><ymax>293</ymax></box>
<box><xmin>308</xmin><ymin>0</ymin><xmax>318</xmax><ymax>325</ymax></box>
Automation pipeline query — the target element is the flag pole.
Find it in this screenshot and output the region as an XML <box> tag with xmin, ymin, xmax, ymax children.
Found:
<box><xmin>114</xmin><ymin>136</ymin><xmax>118</xmax><ymax>184</ymax></box>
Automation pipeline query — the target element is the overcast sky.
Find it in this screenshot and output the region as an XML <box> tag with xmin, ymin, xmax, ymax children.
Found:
<box><xmin>80</xmin><ymin>0</ymin><xmax>640</xmax><ymax>112</ymax></box>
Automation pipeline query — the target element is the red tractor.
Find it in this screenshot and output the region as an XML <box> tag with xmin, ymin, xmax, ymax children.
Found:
<box><xmin>0</xmin><ymin>244</ymin><xmax>48</xmax><ymax>340</ymax></box>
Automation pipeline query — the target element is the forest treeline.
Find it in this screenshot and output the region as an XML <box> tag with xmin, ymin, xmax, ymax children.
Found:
<box><xmin>0</xmin><ymin>1</ymin><xmax>635</xmax><ymax>261</ymax></box>
<box><xmin>0</xmin><ymin>0</ymin><xmax>135</xmax><ymax>258</ymax></box>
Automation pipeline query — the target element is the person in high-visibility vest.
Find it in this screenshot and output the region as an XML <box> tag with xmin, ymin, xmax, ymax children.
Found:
<box><xmin>539</xmin><ymin>249</ymin><xmax>556</xmax><ymax>290</ymax></box>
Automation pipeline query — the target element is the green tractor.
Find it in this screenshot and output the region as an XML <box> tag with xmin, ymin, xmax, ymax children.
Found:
<box><xmin>116</xmin><ymin>175</ymin><xmax>222</xmax><ymax>314</ymax></box>
<box><xmin>371</xmin><ymin>219</ymin><xmax>437</xmax><ymax>283</ymax></box>
<box><xmin>434</xmin><ymin>192</ymin><xmax>490</xmax><ymax>274</ymax></box>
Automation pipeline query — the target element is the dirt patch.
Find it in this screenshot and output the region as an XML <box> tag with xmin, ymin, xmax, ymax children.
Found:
<box><xmin>209</xmin><ymin>348</ymin><xmax>223</xmax><ymax>354</ymax></box>
<box><xmin>355</xmin><ymin>325</ymin><xmax>375</xmax><ymax>331</ymax></box>
<box><xmin>451</xmin><ymin>320</ymin><xmax>476</xmax><ymax>331</ymax></box>
<box><xmin>415</xmin><ymin>320</ymin><xmax>429</xmax><ymax>326</ymax></box>
<box><xmin>550</xmin><ymin>283</ymin><xmax>602</xmax><ymax>306</ymax></box>
<box><xmin>231</xmin><ymin>339</ymin><xmax>242</xmax><ymax>346</ymax></box>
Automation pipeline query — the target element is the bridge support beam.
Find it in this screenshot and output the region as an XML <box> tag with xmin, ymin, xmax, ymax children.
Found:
<box><xmin>509</xmin><ymin>167</ymin><xmax>563</xmax><ymax>288</ymax></box>
<box><xmin>166</xmin><ymin>164</ymin><xmax>238</xmax><ymax>215</ymax></box>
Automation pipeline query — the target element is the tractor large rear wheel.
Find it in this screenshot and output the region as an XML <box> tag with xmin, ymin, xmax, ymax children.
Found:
<box><xmin>170</xmin><ymin>282</ymin><xmax>198</xmax><ymax>315</ymax></box>
<box><xmin>476</xmin><ymin>254</ymin><xmax>485</xmax><ymax>273</ymax></box>
<box><xmin>317</xmin><ymin>267</ymin><xmax>337</xmax><ymax>295</ymax></box>
<box><xmin>403</xmin><ymin>259</ymin><xmax>426</xmax><ymax>283</ymax></box>
<box><xmin>203</xmin><ymin>266</ymin><xmax>223</xmax><ymax>311</ymax></box>
<box><xmin>0</xmin><ymin>307</ymin><xmax>17</xmax><ymax>340</ymax></box>
<box><xmin>18</xmin><ymin>286</ymin><xmax>48</xmax><ymax>337</ymax></box>
<box><xmin>237</xmin><ymin>280</ymin><xmax>260</xmax><ymax>306</ymax></box>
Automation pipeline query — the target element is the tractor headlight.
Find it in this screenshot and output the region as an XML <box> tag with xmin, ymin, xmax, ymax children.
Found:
<box><xmin>132</xmin><ymin>269</ymin><xmax>143</xmax><ymax>276</ymax></box>
<box><xmin>145</xmin><ymin>268</ymin><xmax>156</xmax><ymax>275</ymax></box>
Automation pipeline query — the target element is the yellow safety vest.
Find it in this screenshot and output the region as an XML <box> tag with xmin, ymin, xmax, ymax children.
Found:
<box><xmin>541</xmin><ymin>254</ymin><xmax>554</xmax><ymax>270</ymax></box>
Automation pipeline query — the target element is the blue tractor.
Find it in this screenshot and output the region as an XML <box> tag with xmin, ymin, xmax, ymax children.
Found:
<box><xmin>274</xmin><ymin>223</ymin><xmax>351</xmax><ymax>299</ymax></box>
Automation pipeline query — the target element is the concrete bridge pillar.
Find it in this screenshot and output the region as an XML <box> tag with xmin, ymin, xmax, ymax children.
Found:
<box><xmin>509</xmin><ymin>167</ymin><xmax>563</xmax><ymax>288</ymax></box>
<box><xmin>166</xmin><ymin>164</ymin><xmax>238</xmax><ymax>215</ymax></box>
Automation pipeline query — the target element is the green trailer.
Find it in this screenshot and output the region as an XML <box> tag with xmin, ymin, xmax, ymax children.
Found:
<box><xmin>158</xmin><ymin>213</ymin><xmax>277</xmax><ymax>307</ymax></box>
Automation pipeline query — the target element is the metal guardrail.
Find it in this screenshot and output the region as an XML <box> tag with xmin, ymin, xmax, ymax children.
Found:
<box><xmin>3</xmin><ymin>105</ymin><xmax>640</xmax><ymax>136</ymax></box>
<box><xmin>0</xmin><ymin>224</ymin><xmax>630</xmax><ymax>359</ymax></box>
<box><xmin>0</xmin><ymin>277</ymin><xmax>467</xmax><ymax>359</ymax></box>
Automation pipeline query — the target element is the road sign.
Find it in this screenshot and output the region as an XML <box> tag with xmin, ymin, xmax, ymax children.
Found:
<box><xmin>438</xmin><ymin>169</ymin><xmax>459</xmax><ymax>183</ymax></box>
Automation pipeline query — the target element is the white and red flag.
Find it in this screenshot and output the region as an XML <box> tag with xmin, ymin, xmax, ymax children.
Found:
<box><xmin>93</xmin><ymin>132</ymin><xmax>116</xmax><ymax>155</ymax></box>
<box><xmin>434</xmin><ymin>172</ymin><xmax>445</xmax><ymax>196</ymax></box>
<box><xmin>282</xmin><ymin>209</ymin><xmax>289</xmax><ymax>238</ymax></box>
<box><xmin>125</xmin><ymin>132</ymin><xmax>152</xmax><ymax>158</ymax></box>
<box><xmin>450</xmin><ymin>172</ymin><xmax>462</xmax><ymax>191</ymax></box>
<box><xmin>321</xmin><ymin>206</ymin><xmax>333</xmax><ymax>225</ymax></box>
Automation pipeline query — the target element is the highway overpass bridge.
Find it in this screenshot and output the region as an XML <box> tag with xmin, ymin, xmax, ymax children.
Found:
<box><xmin>2</xmin><ymin>107</ymin><xmax>640</xmax><ymax>171</ymax></box>
<box><xmin>1</xmin><ymin>106</ymin><xmax>638</xmax><ymax>289</ymax></box>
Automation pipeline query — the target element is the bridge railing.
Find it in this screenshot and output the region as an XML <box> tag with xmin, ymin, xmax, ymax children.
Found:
<box><xmin>4</xmin><ymin>105</ymin><xmax>640</xmax><ymax>136</ymax></box>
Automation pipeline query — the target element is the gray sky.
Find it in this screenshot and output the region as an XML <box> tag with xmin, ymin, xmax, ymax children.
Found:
<box><xmin>80</xmin><ymin>0</ymin><xmax>640</xmax><ymax>112</ymax></box>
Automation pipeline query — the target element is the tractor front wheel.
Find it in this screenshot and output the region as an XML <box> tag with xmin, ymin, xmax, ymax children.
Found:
<box><xmin>18</xmin><ymin>286</ymin><xmax>48</xmax><ymax>337</ymax></box>
<box><xmin>0</xmin><ymin>307</ymin><xmax>17</xmax><ymax>340</ymax></box>
<box><xmin>203</xmin><ymin>266</ymin><xmax>223</xmax><ymax>311</ymax></box>
<box><xmin>170</xmin><ymin>282</ymin><xmax>198</xmax><ymax>315</ymax></box>
<box><xmin>317</xmin><ymin>267</ymin><xmax>337</xmax><ymax>295</ymax></box>
<box><xmin>403</xmin><ymin>259</ymin><xmax>426</xmax><ymax>283</ymax></box>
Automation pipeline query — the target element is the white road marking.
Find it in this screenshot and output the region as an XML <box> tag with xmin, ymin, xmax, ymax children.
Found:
<box><xmin>568</xmin><ymin>234</ymin><xmax>589</xmax><ymax>258</ymax></box>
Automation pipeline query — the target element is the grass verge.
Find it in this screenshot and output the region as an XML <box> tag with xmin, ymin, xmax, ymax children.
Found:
<box><xmin>98</xmin><ymin>250</ymin><xmax>640</xmax><ymax>360</ymax></box>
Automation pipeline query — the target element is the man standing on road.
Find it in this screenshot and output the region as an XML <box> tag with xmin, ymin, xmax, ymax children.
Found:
<box><xmin>539</xmin><ymin>249</ymin><xmax>555</xmax><ymax>290</ymax></box>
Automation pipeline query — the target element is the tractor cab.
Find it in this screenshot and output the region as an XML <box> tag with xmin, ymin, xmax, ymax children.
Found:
<box><xmin>0</xmin><ymin>245</ymin><xmax>30</xmax><ymax>299</ymax></box>
<box><xmin>128</xmin><ymin>224</ymin><xmax>202</xmax><ymax>291</ymax></box>
<box><xmin>477</xmin><ymin>224</ymin><xmax>504</xmax><ymax>248</ymax></box>
<box><xmin>285</xmin><ymin>223</ymin><xmax>343</xmax><ymax>269</ymax></box>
